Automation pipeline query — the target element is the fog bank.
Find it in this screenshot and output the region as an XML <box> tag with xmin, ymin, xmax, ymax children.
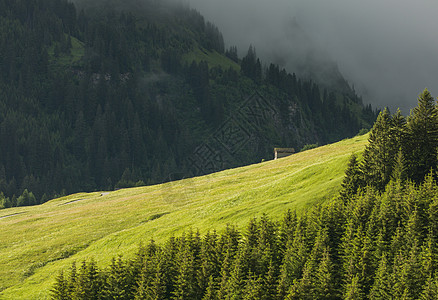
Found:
<box><xmin>187</xmin><ymin>0</ymin><xmax>438</xmax><ymax>113</ymax></box>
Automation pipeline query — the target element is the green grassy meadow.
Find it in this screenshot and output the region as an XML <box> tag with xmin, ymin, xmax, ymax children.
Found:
<box><xmin>0</xmin><ymin>134</ymin><xmax>368</xmax><ymax>299</ymax></box>
<box><xmin>182</xmin><ymin>46</ymin><xmax>240</xmax><ymax>71</ymax></box>
<box><xmin>47</xmin><ymin>35</ymin><xmax>85</xmax><ymax>69</ymax></box>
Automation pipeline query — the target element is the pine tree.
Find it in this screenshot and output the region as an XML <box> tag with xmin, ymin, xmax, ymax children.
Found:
<box><xmin>340</xmin><ymin>153</ymin><xmax>362</xmax><ymax>200</ymax></box>
<box><xmin>242</xmin><ymin>273</ymin><xmax>263</xmax><ymax>300</ymax></box>
<box><xmin>344</xmin><ymin>275</ymin><xmax>364</xmax><ymax>300</ymax></box>
<box><xmin>391</xmin><ymin>150</ymin><xmax>407</xmax><ymax>182</ymax></box>
<box><xmin>277</xmin><ymin>228</ymin><xmax>307</xmax><ymax>299</ymax></box>
<box><xmin>360</xmin><ymin>109</ymin><xmax>396</xmax><ymax>191</ymax></box>
<box><xmin>405</xmin><ymin>88</ymin><xmax>438</xmax><ymax>183</ymax></box>
<box><xmin>202</xmin><ymin>275</ymin><xmax>218</xmax><ymax>300</ymax></box>
<box><xmin>51</xmin><ymin>271</ymin><xmax>69</xmax><ymax>300</ymax></box>
<box><xmin>172</xmin><ymin>239</ymin><xmax>199</xmax><ymax>300</ymax></box>
<box><xmin>260</xmin><ymin>261</ymin><xmax>277</xmax><ymax>300</ymax></box>
<box><xmin>314</xmin><ymin>249</ymin><xmax>337</xmax><ymax>300</ymax></box>
<box><xmin>198</xmin><ymin>231</ymin><xmax>220</xmax><ymax>295</ymax></box>
<box><xmin>369</xmin><ymin>254</ymin><xmax>393</xmax><ymax>300</ymax></box>
<box><xmin>104</xmin><ymin>256</ymin><xmax>132</xmax><ymax>299</ymax></box>
<box><xmin>420</xmin><ymin>274</ymin><xmax>438</xmax><ymax>300</ymax></box>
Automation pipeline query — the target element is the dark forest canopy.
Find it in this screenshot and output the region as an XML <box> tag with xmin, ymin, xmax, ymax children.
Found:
<box><xmin>0</xmin><ymin>0</ymin><xmax>377</xmax><ymax>208</ymax></box>
<box><xmin>51</xmin><ymin>89</ymin><xmax>438</xmax><ymax>300</ymax></box>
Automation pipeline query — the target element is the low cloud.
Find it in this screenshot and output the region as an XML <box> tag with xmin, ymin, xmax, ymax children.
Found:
<box><xmin>187</xmin><ymin>0</ymin><xmax>438</xmax><ymax>113</ymax></box>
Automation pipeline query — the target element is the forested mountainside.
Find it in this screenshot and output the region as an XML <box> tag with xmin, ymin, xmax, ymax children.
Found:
<box><xmin>0</xmin><ymin>0</ymin><xmax>377</xmax><ymax>207</ymax></box>
<box><xmin>51</xmin><ymin>90</ymin><xmax>438</xmax><ymax>300</ymax></box>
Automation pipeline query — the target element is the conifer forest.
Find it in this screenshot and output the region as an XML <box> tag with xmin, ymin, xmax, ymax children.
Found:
<box><xmin>0</xmin><ymin>0</ymin><xmax>376</xmax><ymax>208</ymax></box>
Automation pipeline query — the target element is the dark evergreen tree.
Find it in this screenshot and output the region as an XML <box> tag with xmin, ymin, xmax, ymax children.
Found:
<box><xmin>241</xmin><ymin>45</ymin><xmax>262</xmax><ymax>83</ymax></box>
<box><xmin>344</xmin><ymin>275</ymin><xmax>365</xmax><ymax>300</ymax></box>
<box><xmin>405</xmin><ymin>89</ymin><xmax>438</xmax><ymax>183</ymax></box>
<box><xmin>225</xmin><ymin>46</ymin><xmax>238</xmax><ymax>63</ymax></box>
<box><xmin>51</xmin><ymin>271</ymin><xmax>69</xmax><ymax>300</ymax></box>
<box><xmin>369</xmin><ymin>254</ymin><xmax>393</xmax><ymax>300</ymax></box>
<box><xmin>360</xmin><ymin>109</ymin><xmax>396</xmax><ymax>192</ymax></box>
<box><xmin>340</xmin><ymin>154</ymin><xmax>362</xmax><ymax>201</ymax></box>
<box><xmin>314</xmin><ymin>249</ymin><xmax>337</xmax><ymax>300</ymax></box>
<box><xmin>201</xmin><ymin>275</ymin><xmax>218</xmax><ymax>300</ymax></box>
<box><xmin>243</xmin><ymin>273</ymin><xmax>263</xmax><ymax>300</ymax></box>
<box><xmin>420</xmin><ymin>274</ymin><xmax>438</xmax><ymax>300</ymax></box>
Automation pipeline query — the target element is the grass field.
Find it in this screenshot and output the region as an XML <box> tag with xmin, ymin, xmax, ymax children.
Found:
<box><xmin>0</xmin><ymin>134</ymin><xmax>368</xmax><ymax>299</ymax></box>
<box><xmin>47</xmin><ymin>35</ymin><xmax>85</xmax><ymax>69</ymax></box>
<box><xmin>182</xmin><ymin>46</ymin><xmax>240</xmax><ymax>71</ymax></box>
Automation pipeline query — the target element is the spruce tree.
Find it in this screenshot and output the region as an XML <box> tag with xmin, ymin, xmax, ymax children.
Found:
<box><xmin>405</xmin><ymin>89</ymin><xmax>438</xmax><ymax>183</ymax></box>
<box><xmin>198</xmin><ymin>231</ymin><xmax>220</xmax><ymax>295</ymax></box>
<box><xmin>260</xmin><ymin>261</ymin><xmax>277</xmax><ymax>300</ymax></box>
<box><xmin>226</xmin><ymin>258</ymin><xmax>245</xmax><ymax>300</ymax></box>
<box><xmin>369</xmin><ymin>254</ymin><xmax>393</xmax><ymax>300</ymax></box>
<box><xmin>401</xmin><ymin>241</ymin><xmax>427</xmax><ymax>299</ymax></box>
<box><xmin>360</xmin><ymin>109</ymin><xmax>396</xmax><ymax>191</ymax></box>
<box><xmin>277</xmin><ymin>229</ymin><xmax>307</xmax><ymax>298</ymax></box>
<box><xmin>340</xmin><ymin>153</ymin><xmax>362</xmax><ymax>200</ymax></box>
<box><xmin>172</xmin><ymin>233</ymin><xmax>200</xmax><ymax>300</ymax></box>
<box><xmin>420</xmin><ymin>274</ymin><xmax>438</xmax><ymax>300</ymax></box>
<box><xmin>391</xmin><ymin>149</ymin><xmax>407</xmax><ymax>182</ymax></box>
<box><xmin>343</xmin><ymin>275</ymin><xmax>364</xmax><ymax>300</ymax></box>
<box><xmin>242</xmin><ymin>273</ymin><xmax>263</xmax><ymax>300</ymax></box>
<box><xmin>104</xmin><ymin>256</ymin><xmax>130</xmax><ymax>299</ymax></box>
<box><xmin>148</xmin><ymin>259</ymin><xmax>168</xmax><ymax>300</ymax></box>
<box><xmin>202</xmin><ymin>275</ymin><xmax>218</xmax><ymax>300</ymax></box>
<box><xmin>314</xmin><ymin>249</ymin><xmax>337</xmax><ymax>300</ymax></box>
<box><xmin>51</xmin><ymin>271</ymin><xmax>69</xmax><ymax>300</ymax></box>
<box><xmin>391</xmin><ymin>108</ymin><xmax>407</xmax><ymax>151</ymax></box>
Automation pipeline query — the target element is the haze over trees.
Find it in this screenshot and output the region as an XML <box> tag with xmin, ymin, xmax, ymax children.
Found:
<box><xmin>0</xmin><ymin>0</ymin><xmax>377</xmax><ymax>208</ymax></box>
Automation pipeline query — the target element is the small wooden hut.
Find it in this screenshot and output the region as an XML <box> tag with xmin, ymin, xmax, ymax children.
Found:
<box><xmin>274</xmin><ymin>148</ymin><xmax>295</xmax><ymax>160</ymax></box>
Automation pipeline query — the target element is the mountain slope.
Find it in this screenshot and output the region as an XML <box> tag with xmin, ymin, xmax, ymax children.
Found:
<box><xmin>0</xmin><ymin>0</ymin><xmax>377</xmax><ymax>206</ymax></box>
<box><xmin>0</xmin><ymin>133</ymin><xmax>368</xmax><ymax>299</ymax></box>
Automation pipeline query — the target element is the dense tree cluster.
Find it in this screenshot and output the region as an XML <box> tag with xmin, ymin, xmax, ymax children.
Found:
<box><xmin>241</xmin><ymin>46</ymin><xmax>374</xmax><ymax>142</ymax></box>
<box><xmin>51</xmin><ymin>177</ymin><xmax>438</xmax><ymax>299</ymax></box>
<box><xmin>51</xmin><ymin>89</ymin><xmax>438</xmax><ymax>299</ymax></box>
<box><xmin>341</xmin><ymin>89</ymin><xmax>438</xmax><ymax>198</ymax></box>
<box><xmin>0</xmin><ymin>0</ymin><xmax>376</xmax><ymax>208</ymax></box>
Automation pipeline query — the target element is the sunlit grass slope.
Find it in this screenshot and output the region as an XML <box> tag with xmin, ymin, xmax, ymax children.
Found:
<box><xmin>0</xmin><ymin>134</ymin><xmax>368</xmax><ymax>299</ymax></box>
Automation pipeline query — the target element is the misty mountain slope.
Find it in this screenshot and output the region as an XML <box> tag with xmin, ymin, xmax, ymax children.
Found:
<box><xmin>0</xmin><ymin>0</ymin><xmax>377</xmax><ymax>207</ymax></box>
<box><xmin>0</xmin><ymin>133</ymin><xmax>368</xmax><ymax>299</ymax></box>
<box><xmin>189</xmin><ymin>0</ymin><xmax>438</xmax><ymax>113</ymax></box>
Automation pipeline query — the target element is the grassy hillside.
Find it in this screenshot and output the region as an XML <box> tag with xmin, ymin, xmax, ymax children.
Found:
<box><xmin>182</xmin><ymin>46</ymin><xmax>240</xmax><ymax>71</ymax></box>
<box><xmin>0</xmin><ymin>134</ymin><xmax>368</xmax><ymax>299</ymax></box>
